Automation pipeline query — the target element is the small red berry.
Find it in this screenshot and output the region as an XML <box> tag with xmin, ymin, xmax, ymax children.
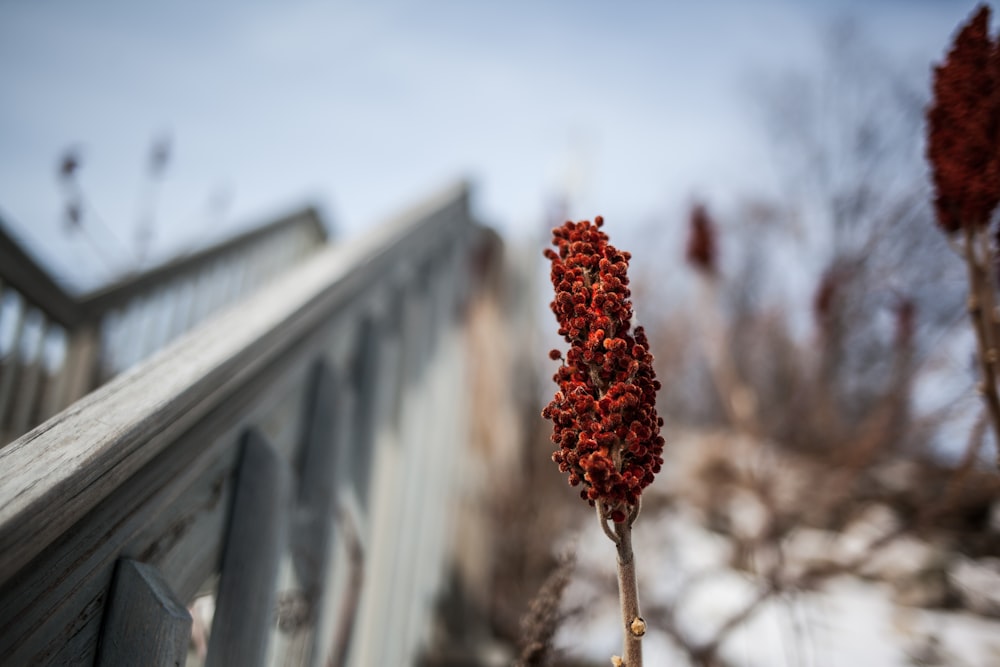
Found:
<box><xmin>541</xmin><ymin>217</ymin><xmax>665</xmax><ymax>509</ymax></box>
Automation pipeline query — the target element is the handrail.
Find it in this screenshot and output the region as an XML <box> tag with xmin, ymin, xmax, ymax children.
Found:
<box><xmin>0</xmin><ymin>181</ymin><xmax>484</xmax><ymax>666</ymax></box>
<box><xmin>0</xmin><ymin>206</ymin><xmax>328</xmax><ymax>328</ymax></box>
<box><xmin>0</xmin><ymin>181</ymin><xmax>467</xmax><ymax>581</ymax></box>
<box><xmin>78</xmin><ymin>207</ymin><xmax>327</xmax><ymax>322</ymax></box>
<box><xmin>0</xmin><ymin>206</ymin><xmax>328</xmax><ymax>445</ymax></box>
<box><xmin>0</xmin><ymin>224</ymin><xmax>79</xmax><ymax>328</ymax></box>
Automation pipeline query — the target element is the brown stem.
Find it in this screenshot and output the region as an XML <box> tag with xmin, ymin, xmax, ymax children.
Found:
<box><xmin>977</xmin><ymin>228</ymin><xmax>1000</xmax><ymax>352</ymax></box>
<box><xmin>962</xmin><ymin>223</ymin><xmax>1000</xmax><ymax>468</ymax></box>
<box><xmin>597</xmin><ymin>502</ymin><xmax>621</xmax><ymax>545</ymax></box>
<box><xmin>613</xmin><ymin>516</ymin><xmax>644</xmax><ymax>666</ymax></box>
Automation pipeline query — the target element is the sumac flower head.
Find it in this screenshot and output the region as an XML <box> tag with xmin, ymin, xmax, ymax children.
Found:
<box><xmin>813</xmin><ymin>263</ymin><xmax>844</xmax><ymax>327</ymax></box>
<box><xmin>541</xmin><ymin>216</ymin><xmax>665</xmax><ymax>515</ymax></box>
<box><xmin>685</xmin><ymin>203</ymin><xmax>717</xmax><ymax>276</ymax></box>
<box><xmin>927</xmin><ymin>4</ymin><xmax>1000</xmax><ymax>233</ymax></box>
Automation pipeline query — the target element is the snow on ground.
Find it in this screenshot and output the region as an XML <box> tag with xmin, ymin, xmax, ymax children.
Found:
<box><xmin>554</xmin><ymin>480</ymin><xmax>1000</xmax><ymax>667</ymax></box>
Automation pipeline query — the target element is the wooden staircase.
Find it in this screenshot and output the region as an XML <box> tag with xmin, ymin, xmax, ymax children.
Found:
<box><xmin>0</xmin><ymin>183</ymin><xmax>500</xmax><ymax>666</ymax></box>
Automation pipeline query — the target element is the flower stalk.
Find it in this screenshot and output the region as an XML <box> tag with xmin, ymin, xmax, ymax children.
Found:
<box><xmin>543</xmin><ymin>216</ymin><xmax>663</xmax><ymax>665</ymax></box>
<box><xmin>927</xmin><ymin>4</ymin><xmax>1000</xmax><ymax>466</ymax></box>
<box><xmin>962</xmin><ymin>222</ymin><xmax>1000</xmax><ymax>465</ymax></box>
<box><xmin>600</xmin><ymin>501</ymin><xmax>645</xmax><ymax>667</ymax></box>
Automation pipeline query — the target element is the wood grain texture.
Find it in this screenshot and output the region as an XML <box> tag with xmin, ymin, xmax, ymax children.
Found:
<box><xmin>0</xmin><ymin>181</ymin><xmax>470</xmax><ymax>583</ymax></box>
<box><xmin>0</xmin><ymin>298</ymin><xmax>27</xmax><ymax>438</ymax></box>
<box><xmin>284</xmin><ymin>361</ymin><xmax>345</xmax><ymax>666</ymax></box>
<box><xmin>376</xmin><ymin>271</ymin><xmax>434</xmax><ymax>666</ymax></box>
<box><xmin>0</xmin><ymin>223</ymin><xmax>79</xmax><ymax>327</ymax></box>
<box><xmin>0</xmin><ymin>345</ymin><xmax>307</xmax><ymax>665</ymax></box>
<box><xmin>9</xmin><ymin>312</ymin><xmax>47</xmax><ymax>437</ymax></box>
<box><xmin>206</xmin><ymin>429</ymin><xmax>290</xmax><ymax>667</ymax></box>
<box><xmin>0</xmin><ymin>208</ymin><xmax>325</xmax><ymax>337</ymax></box>
<box><xmin>0</xmin><ymin>182</ymin><xmax>477</xmax><ymax>666</ymax></box>
<box><xmin>79</xmin><ymin>218</ymin><xmax>317</xmax><ymax>317</ymax></box>
<box><xmin>0</xmin><ymin>206</ymin><xmax>329</xmax><ymax>445</ymax></box>
<box><xmin>95</xmin><ymin>558</ymin><xmax>192</xmax><ymax>667</ymax></box>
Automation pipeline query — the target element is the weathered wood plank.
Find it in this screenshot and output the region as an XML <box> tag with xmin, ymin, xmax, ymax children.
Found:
<box><xmin>0</xmin><ymin>335</ymin><xmax>314</xmax><ymax>665</ymax></box>
<box><xmin>61</xmin><ymin>324</ymin><xmax>99</xmax><ymax>406</ymax></box>
<box><xmin>9</xmin><ymin>312</ymin><xmax>48</xmax><ymax>437</ymax></box>
<box><xmin>257</xmin><ymin>371</ymin><xmax>310</xmax><ymax>464</ymax></box>
<box><xmin>273</xmin><ymin>360</ymin><xmax>345</xmax><ymax>666</ymax></box>
<box><xmin>347</xmin><ymin>316</ymin><xmax>382</xmax><ymax>509</ymax></box>
<box><xmin>0</xmin><ymin>183</ymin><xmax>477</xmax><ymax>667</ymax></box>
<box><xmin>0</xmin><ymin>223</ymin><xmax>80</xmax><ymax>328</ymax></box>
<box><xmin>95</xmin><ymin>558</ymin><xmax>192</xmax><ymax>667</ymax></box>
<box><xmin>77</xmin><ymin>207</ymin><xmax>327</xmax><ymax>320</ymax></box>
<box><xmin>396</xmin><ymin>248</ymin><xmax>465</xmax><ymax>662</ymax></box>
<box><xmin>0</xmin><ymin>296</ymin><xmax>27</xmax><ymax>438</ymax></box>
<box><xmin>405</xmin><ymin>250</ymin><xmax>467</xmax><ymax>655</ymax></box>
<box><xmin>207</xmin><ymin>429</ymin><xmax>290</xmax><ymax>667</ymax></box>
<box><xmin>375</xmin><ymin>272</ymin><xmax>434</xmax><ymax>667</ymax></box>
<box><xmin>0</xmin><ymin>182</ymin><xmax>470</xmax><ymax>583</ymax></box>
<box><xmin>295</xmin><ymin>361</ymin><xmax>341</xmax><ymax>565</ymax></box>
<box><xmin>349</xmin><ymin>301</ymin><xmax>409</xmax><ymax>666</ymax></box>
<box><xmin>311</xmin><ymin>404</ymin><xmax>359</xmax><ymax>667</ymax></box>
<box><xmin>321</xmin><ymin>509</ymin><xmax>365</xmax><ymax>667</ymax></box>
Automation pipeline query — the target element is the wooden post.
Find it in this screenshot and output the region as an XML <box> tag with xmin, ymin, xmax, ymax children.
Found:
<box><xmin>385</xmin><ymin>273</ymin><xmax>434</xmax><ymax>665</ymax></box>
<box><xmin>296</xmin><ymin>362</ymin><xmax>341</xmax><ymax>545</ymax></box>
<box><xmin>349</xmin><ymin>316</ymin><xmax>385</xmax><ymax>509</ymax></box>
<box><xmin>37</xmin><ymin>326</ymin><xmax>70</xmax><ymax>423</ymax></box>
<box><xmin>404</xmin><ymin>247</ymin><xmax>464</xmax><ymax>655</ymax></box>
<box><xmin>206</xmin><ymin>428</ymin><xmax>290</xmax><ymax>667</ymax></box>
<box><xmin>0</xmin><ymin>296</ymin><xmax>26</xmax><ymax>440</ymax></box>
<box><xmin>9</xmin><ymin>312</ymin><xmax>47</xmax><ymax>438</ymax></box>
<box><xmin>349</xmin><ymin>299</ymin><xmax>407</xmax><ymax>666</ymax></box>
<box><xmin>95</xmin><ymin>558</ymin><xmax>193</xmax><ymax>667</ymax></box>
<box><xmin>0</xmin><ymin>183</ymin><xmax>472</xmax><ymax>663</ymax></box>
<box><xmin>279</xmin><ymin>360</ymin><xmax>344</xmax><ymax>665</ymax></box>
<box><xmin>62</xmin><ymin>324</ymin><xmax>99</xmax><ymax>405</ymax></box>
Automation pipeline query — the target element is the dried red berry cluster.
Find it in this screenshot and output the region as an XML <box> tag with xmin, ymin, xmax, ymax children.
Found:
<box><xmin>685</xmin><ymin>203</ymin><xmax>717</xmax><ymax>275</ymax></box>
<box><xmin>927</xmin><ymin>4</ymin><xmax>1000</xmax><ymax>233</ymax></box>
<box><xmin>541</xmin><ymin>217</ymin><xmax>664</xmax><ymax>515</ymax></box>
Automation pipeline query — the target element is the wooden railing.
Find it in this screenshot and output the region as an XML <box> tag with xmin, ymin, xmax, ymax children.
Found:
<box><xmin>0</xmin><ymin>208</ymin><xmax>327</xmax><ymax>446</ymax></box>
<box><xmin>0</xmin><ymin>183</ymin><xmax>493</xmax><ymax>666</ymax></box>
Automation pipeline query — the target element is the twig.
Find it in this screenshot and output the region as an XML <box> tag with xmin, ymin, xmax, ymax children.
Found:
<box><xmin>515</xmin><ymin>553</ymin><xmax>577</xmax><ymax>667</ymax></box>
<box><xmin>612</xmin><ymin>515</ymin><xmax>644</xmax><ymax>667</ymax></box>
<box><xmin>597</xmin><ymin>502</ymin><xmax>621</xmax><ymax>546</ymax></box>
<box><xmin>961</xmin><ymin>223</ymin><xmax>1000</xmax><ymax>468</ymax></box>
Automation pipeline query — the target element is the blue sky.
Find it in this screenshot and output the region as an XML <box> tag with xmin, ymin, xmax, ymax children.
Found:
<box><xmin>0</xmin><ymin>0</ymin><xmax>980</xmax><ymax>291</ymax></box>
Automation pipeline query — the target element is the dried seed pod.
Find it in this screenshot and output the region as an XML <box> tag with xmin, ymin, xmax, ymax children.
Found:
<box><xmin>542</xmin><ymin>217</ymin><xmax>665</xmax><ymax>510</ymax></box>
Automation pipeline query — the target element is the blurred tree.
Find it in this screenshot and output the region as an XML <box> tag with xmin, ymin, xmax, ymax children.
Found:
<box><xmin>712</xmin><ymin>19</ymin><xmax>968</xmax><ymax>455</ymax></box>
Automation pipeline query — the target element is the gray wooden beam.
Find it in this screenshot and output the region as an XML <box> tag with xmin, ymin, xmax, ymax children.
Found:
<box><xmin>294</xmin><ymin>362</ymin><xmax>340</xmax><ymax>587</ymax></box>
<box><xmin>206</xmin><ymin>428</ymin><xmax>290</xmax><ymax>667</ymax></box>
<box><xmin>0</xmin><ymin>222</ymin><xmax>80</xmax><ymax>328</ymax></box>
<box><xmin>0</xmin><ymin>181</ymin><xmax>469</xmax><ymax>583</ymax></box>
<box><xmin>9</xmin><ymin>313</ymin><xmax>48</xmax><ymax>438</ymax></box>
<box><xmin>0</xmin><ymin>298</ymin><xmax>27</xmax><ymax>440</ymax></box>
<box><xmin>78</xmin><ymin>207</ymin><xmax>328</xmax><ymax>321</ymax></box>
<box><xmin>0</xmin><ymin>182</ymin><xmax>474</xmax><ymax>664</ymax></box>
<box><xmin>0</xmin><ymin>346</ymin><xmax>310</xmax><ymax>666</ymax></box>
<box><xmin>291</xmin><ymin>360</ymin><xmax>345</xmax><ymax>665</ymax></box>
<box><xmin>95</xmin><ymin>558</ymin><xmax>192</xmax><ymax>667</ymax></box>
